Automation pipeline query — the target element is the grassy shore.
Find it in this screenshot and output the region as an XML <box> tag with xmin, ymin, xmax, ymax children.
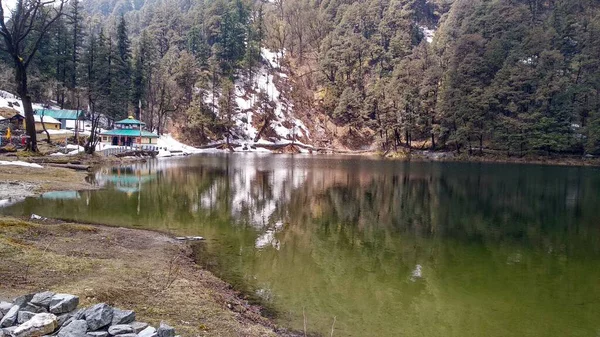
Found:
<box><xmin>0</xmin><ymin>216</ymin><xmax>298</xmax><ymax>337</ymax></box>
<box><xmin>0</xmin><ymin>155</ymin><xmax>300</xmax><ymax>337</ymax></box>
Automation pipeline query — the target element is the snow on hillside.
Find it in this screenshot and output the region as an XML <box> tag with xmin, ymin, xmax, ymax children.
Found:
<box><xmin>419</xmin><ymin>26</ymin><xmax>436</xmax><ymax>43</ymax></box>
<box><xmin>0</xmin><ymin>90</ymin><xmax>60</xmax><ymax>114</ymax></box>
<box><xmin>203</xmin><ymin>48</ymin><xmax>310</xmax><ymax>148</ymax></box>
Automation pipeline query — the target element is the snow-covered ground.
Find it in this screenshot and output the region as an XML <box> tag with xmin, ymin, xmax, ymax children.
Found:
<box><xmin>202</xmin><ymin>48</ymin><xmax>310</xmax><ymax>151</ymax></box>
<box><xmin>0</xmin><ymin>160</ymin><xmax>43</xmax><ymax>168</ymax></box>
<box><xmin>419</xmin><ymin>25</ymin><xmax>436</xmax><ymax>43</ymax></box>
<box><xmin>0</xmin><ymin>90</ymin><xmax>61</xmax><ymax>114</ymax></box>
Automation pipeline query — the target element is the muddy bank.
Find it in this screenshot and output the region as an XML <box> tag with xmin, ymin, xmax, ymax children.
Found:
<box><xmin>0</xmin><ymin>217</ymin><xmax>301</xmax><ymax>337</ymax></box>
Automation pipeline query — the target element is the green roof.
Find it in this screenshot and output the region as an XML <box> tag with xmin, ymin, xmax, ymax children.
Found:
<box><xmin>100</xmin><ymin>129</ymin><xmax>159</xmax><ymax>138</ymax></box>
<box><xmin>36</xmin><ymin>109</ymin><xmax>84</xmax><ymax>120</ymax></box>
<box><xmin>116</xmin><ymin>117</ymin><xmax>145</xmax><ymax>126</ymax></box>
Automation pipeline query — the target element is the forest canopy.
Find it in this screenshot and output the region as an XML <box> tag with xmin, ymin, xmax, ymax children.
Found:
<box><xmin>1</xmin><ymin>0</ymin><xmax>600</xmax><ymax>156</ymax></box>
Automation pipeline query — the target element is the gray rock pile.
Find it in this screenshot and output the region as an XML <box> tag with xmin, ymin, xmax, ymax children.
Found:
<box><xmin>0</xmin><ymin>293</ymin><xmax>178</xmax><ymax>337</ymax></box>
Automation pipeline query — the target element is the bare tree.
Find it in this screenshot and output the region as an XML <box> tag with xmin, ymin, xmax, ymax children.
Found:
<box><xmin>0</xmin><ymin>0</ymin><xmax>66</xmax><ymax>152</ymax></box>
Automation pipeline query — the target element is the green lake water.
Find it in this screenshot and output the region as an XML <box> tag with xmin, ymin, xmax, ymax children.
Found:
<box><xmin>2</xmin><ymin>154</ymin><xmax>600</xmax><ymax>336</ymax></box>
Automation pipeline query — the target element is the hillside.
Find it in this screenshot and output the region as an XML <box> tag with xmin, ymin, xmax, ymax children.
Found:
<box><xmin>2</xmin><ymin>0</ymin><xmax>600</xmax><ymax>156</ymax></box>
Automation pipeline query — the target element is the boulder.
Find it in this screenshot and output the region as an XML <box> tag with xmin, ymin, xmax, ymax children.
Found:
<box><xmin>12</xmin><ymin>313</ymin><xmax>57</xmax><ymax>337</ymax></box>
<box><xmin>108</xmin><ymin>325</ymin><xmax>134</xmax><ymax>335</ymax></box>
<box><xmin>30</xmin><ymin>293</ymin><xmax>55</xmax><ymax>309</ymax></box>
<box><xmin>49</xmin><ymin>296</ymin><xmax>79</xmax><ymax>315</ymax></box>
<box><xmin>17</xmin><ymin>312</ymin><xmax>36</xmax><ymax>325</ymax></box>
<box><xmin>110</xmin><ymin>310</ymin><xmax>134</xmax><ymax>326</ymax></box>
<box><xmin>156</xmin><ymin>323</ymin><xmax>174</xmax><ymax>337</ymax></box>
<box><xmin>60</xmin><ymin>309</ymin><xmax>86</xmax><ymax>330</ymax></box>
<box><xmin>19</xmin><ymin>304</ymin><xmax>47</xmax><ymax>314</ymax></box>
<box><xmin>114</xmin><ymin>334</ymin><xmax>136</xmax><ymax>337</ymax></box>
<box><xmin>0</xmin><ymin>303</ymin><xmax>13</xmax><ymax>316</ymax></box>
<box><xmin>136</xmin><ymin>326</ymin><xmax>156</xmax><ymax>337</ymax></box>
<box><xmin>2</xmin><ymin>326</ymin><xmax>17</xmax><ymax>336</ymax></box>
<box><xmin>0</xmin><ymin>306</ymin><xmax>19</xmax><ymax>327</ymax></box>
<box><xmin>13</xmin><ymin>296</ymin><xmax>33</xmax><ymax>308</ymax></box>
<box><xmin>86</xmin><ymin>332</ymin><xmax>109</xmax><ymax>337</ymax></box>
<box><xmin>84</xmin><ymin>304</ymin><xmax>113</xmax><ymax>331</ymax></box>
<box><xmin>57</xmin><ymin>320</ymin><xmax>87</xmax><ymax>337</ymax></box>
<box><xmin>130</xmin><ymin>323</ymin><xmax>148</xmax><ymax>334</ymax></box>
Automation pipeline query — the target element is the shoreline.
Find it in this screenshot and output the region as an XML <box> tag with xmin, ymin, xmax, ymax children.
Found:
<box><xmin>0</xmin><ymin>158</ymin><xmax>303</xmax><ymax>337</ymax></box>
<box><xmin>0</xmin><ymin>215</ymin><xmax>302</xmax><ymax>337</ymax></box>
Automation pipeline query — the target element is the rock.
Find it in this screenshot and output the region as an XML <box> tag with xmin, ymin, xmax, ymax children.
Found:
<box><xmin>0</xmin><ymin>303</ymin><xmax>13</xmax><ymax>316</ymax></box>
<box><xmin>136</xmin><ymin>326</ymin><xmax>156</xmax><ymax>337</ymax></box>
<box><xmin>130</xmin><ymin>323</ymin><xmax>147</xmax><ymax>334</ymax></box>
<box><xmin>57</xmin><ymin>320</ymin><xmax>87</xmax><ymax>337</ymax></box>
<box><xmin>156</xmin><ymin>323</ymin><xmax>174</xmax><ymax>337</ymax></box>
<box><xmin>19</xmin><ymin>304</ymin><xmax>46</xmax><ymax>314</ymax></box>
<box><xmin>17</xmin><ymin>312</ymin><xmax>36</xmax><ymax>325</ymax></box>
<box><xmin>2</xmin><ymin>326</ymin><xmax>17</xmax><ymax>336</ymax></box>
<box><xmin>110</xmin><ymin>310</ymin><xmax>135</xmax><ymax>326</ymax></box>
<box><xmin>114</xmin><ymin>334</ymin><xmax>136</xmax><ymax>337</ymax></box>
<box><xmin>60</xmin><ymin>309</ymin><xmax>85</xmax><ymax>330</ymax></box>
<box><xmin>12</xmin><ymin>296</ymin><xmax>33</xmax><ymax>308</ymax></box>
<box><xmin>49</xmin><ymin>295</ymin><xmax>79</xmax><ymax>315</ymax></box>
<box><xmin>84</xmin><ymin>304</ymin><xmax>113</xmax><ymax>331</ymax></box>
<box><xmin>108</xmin><ymin>325</ymin><xmax>134</xmax><ymax>335</ymax></box>
<box><xmin>0</xmin><ymin>306</ymin><xmax>19</xmax><ymax>327</ymax></box>
<box><xmin>12</xmin><ymin>313</ymin><xmax>57</xmax><ymax>337</ymax></box>
<box><xmin>30</xmin><ymin>293</ymin><xmax>55</xmax><ymax>309</ymax></box>
<box><xmin>86</xmin><ymin>332</ymin><xmax>109</xmax><ymax>337</ymax></box>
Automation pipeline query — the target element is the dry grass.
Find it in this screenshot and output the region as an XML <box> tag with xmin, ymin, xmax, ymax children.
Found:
<box><xmin>0</xmin><ymin>217</ymin><xmax>294</xmax><ymax>337</ymax></box>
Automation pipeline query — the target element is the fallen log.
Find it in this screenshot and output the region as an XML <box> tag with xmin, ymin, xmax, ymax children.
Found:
<box><xmin>46</xmin><ymin>163</ymin><xmax>91</xmax><ymax>171</ymax></box>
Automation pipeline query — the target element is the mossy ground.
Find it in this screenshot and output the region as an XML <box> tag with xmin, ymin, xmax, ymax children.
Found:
<box><xmin>0</xmin><ymin>217</ymin><xmax>294</xmax><ymax>337</ymax></box>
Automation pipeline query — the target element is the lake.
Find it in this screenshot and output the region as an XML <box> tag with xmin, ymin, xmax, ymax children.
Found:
<box><xmin>2</xmin><ymin>154</ymin><xmax>600</xmax><ymax>337</ymax></box>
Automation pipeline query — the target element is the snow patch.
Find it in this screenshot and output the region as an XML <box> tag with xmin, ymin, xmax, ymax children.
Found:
<box><xmin>419</xmin><ymin>26</ymin><xmax>436</xmax><ymax>43</ymax></box>
<box><xmin>0</xmin><ymin>160</ymin><xmax>43</xmax><ymax>168</ymax></box>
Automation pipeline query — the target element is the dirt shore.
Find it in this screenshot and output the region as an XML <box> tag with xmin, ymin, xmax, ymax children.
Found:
<box><xmin>0</xmin><ymin>155</ymin><xmax>301</xmax><ymax>337</ymax></box>
<box><xmin>0</xmin><ymin>216</ymin><xmax>300</xmax><ymax>337</ymax></box>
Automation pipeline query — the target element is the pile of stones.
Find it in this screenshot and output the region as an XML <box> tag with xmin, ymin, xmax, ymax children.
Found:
<box><xmin>0</xmin><ymin>292</ymin><xmax>177</xmax><ymax>337</ymax></box>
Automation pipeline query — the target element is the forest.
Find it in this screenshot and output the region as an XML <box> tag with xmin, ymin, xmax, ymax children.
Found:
<box><xmin>2</xmin><ymin>0</ymin><xmax>600</xmax><ymax>156</ymax></box>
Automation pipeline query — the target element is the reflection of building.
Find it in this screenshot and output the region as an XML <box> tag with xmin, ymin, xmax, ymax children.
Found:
<box><xmin>95</xmin><ymin>166</ymin><xmax>156</xmax><ymax>195</ymax></box>
<box><xmin>100</xmin><ymin>117</ymin><xmax>158</xmax><ymax>146</ymax></box>
<box><xmin>41</xmin><ymin>191</ymin><xmax>80</xmax><ymax>199</ymax></box>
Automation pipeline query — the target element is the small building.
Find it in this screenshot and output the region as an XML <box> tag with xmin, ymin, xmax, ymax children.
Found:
<box><xmin>100</xmin><ymin>116</ymin><xmax>158</xmax><ymax>146</ymax></box>
<box><xmin>28</xmin><ymin>115</ymin><xmax>61</xmax><ymax>131</ymax></box>
<box><xmin>0</xmin><ymin>107</ymin><xmax>24</xmax><ymax>129</ymax></box>
<box><xmin>36</xmin><ymin>109</ymin><xmax>85</xmax><ymax>130</ymax></box>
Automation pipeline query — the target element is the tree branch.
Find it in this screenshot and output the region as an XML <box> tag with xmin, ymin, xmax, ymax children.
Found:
<box><xmin>25</xmin><ymin>0</ymin><xmax>65</xmax><ymax>67</ymax></box>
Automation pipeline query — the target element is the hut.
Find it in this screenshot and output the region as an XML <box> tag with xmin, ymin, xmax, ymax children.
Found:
<box><xmin>35</xmin><ymin>109</ymin><xmax>85</xmax><ymax>130</ymax></box>
<box><xmin>100</xmin><ymin>116</ymin><xmax>159</xmax><ymax>146</ymax></box>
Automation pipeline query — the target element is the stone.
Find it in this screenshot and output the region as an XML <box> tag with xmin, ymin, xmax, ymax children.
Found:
<box><xmin>110</xmin><ymin>310</ymin><xmax>134</xmax><ymax>326</ymax></box>
<box><xmin>30</xmin><ymin>293</ymin><xmax>55</xmax><ymax>309</ymax></box>
<box><xmin>84</xmin><ymin>304</ymin><xmax>113</xmax><ymax>331</ymax></box>
<box><xmin>2</xmin><ymin>326</ymin><xmax>17</xmax><ymax>336</ymax></box>
<box><xmin>136</xmin><ymin>326</ymin><xmax>156</xmax><ymax>337</ymax></box>
<box><xmin>156</xmin><ymin>323</ymin><xmax>174</xmax><ymax>337</ymax></box>
<box><xmin>17</xmin><ymin>312</ymin><xmax>36</xmax><ymax>325</ymax></box>
<box><xmin>0</xmin><ymin>306</ymin><xmax>19</xmax><ymax>328</ymax></box>
<box><xmin>19</xmin><ymin>304</ymin><xmax>46</xmax><ymax>314</ymax></box>
<box><xmin>108</xmin><ymin>325</ymin><xmax>133</xmax><ymax>335</ymax></box>
<box><xmin>12</xmin><ymin>313</ymin><xmax>57</xmax><ymax>337</ymax></box>
<box><xmin>49</xmin><ymin>296</ymin><xmax>79</xmax><ymax>315</ymax></box>
<box><xmin>86</xmin><ymin>332</ymin><xmax>109</xmax><ymax>337</ymax></box>
<box><xmin>114</xmin><ymin>334</ymin><xmax>136</xmax><ymax>337</ymax></box>
<box><xmin>57</xmin><ymin>320</ymin><xmax>87</xmax><ymax>337</ymax></box>
<box><xmin>130</xmin><ymin>323</ymin><xmax>147</xmax><ymax>334</ymax></box>
<box><xmin>60</xmin><ymin>309</ymin><xmax>85</xmax><ymax>330</ymax></box>
<box><xmin>0</xmin><ymin>303</ymin><xmax>13</xmax><ymax>316</ymax></box>
<box><xmin>12</xmin><ymin>296</ymin><xmax>33</xmax><ymax>308</ymax></box>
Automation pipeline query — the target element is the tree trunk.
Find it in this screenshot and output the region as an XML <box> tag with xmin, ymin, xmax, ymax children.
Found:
<box><xmin>15</xmin><ymin>63</ymin><xmax>38</xmax><ymax>152</ymax></box>
<box><xmin>40</xmin><ymin>115</ymin><xmax>51</xmax><ymax>143</ymax></box>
